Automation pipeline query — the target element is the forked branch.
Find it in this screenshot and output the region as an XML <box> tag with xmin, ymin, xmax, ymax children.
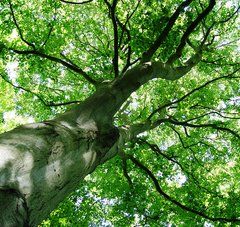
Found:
<box><xmin>128</xmin><ymin>154</ymin><xmax>240</xmax><ymax>223</ymax></box>
<box><xmin>0</xmin><ymin>73</ymin><xmax>81</xmax><ymax>107</ymax></box>
<box><xmin>142</xmin><ymin>0</ymin><xmax>194</xmax><ymax>62</ymax></box>
<box><xmin>163</xmin><ymin>118</ymin><xmax>240</xmax><ymax>140</ymax></box>
<box><xmin>167</xmin><ymin>0</ymin><xmax>216</xmax><ymax>64</ymax></box>
<box><xmin>148</xmin><ymin>68</ymin><xmax>240</xmax><ymax>119</ymax></box>
<box><xmin>8</xmin><ymin>0</ymin><xmax>35</xmax><ymax>49</ymax></box>
<box><xmin>10</xmin><ymin>48</ymin><xmax>98</xmax><ymax>86</ymax></box>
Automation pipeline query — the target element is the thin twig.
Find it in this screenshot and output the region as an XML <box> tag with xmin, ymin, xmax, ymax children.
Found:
<box><xmin>60</xmin><ymin>0</ymin><xmax>93</xmax><ymax>5</ymax></box>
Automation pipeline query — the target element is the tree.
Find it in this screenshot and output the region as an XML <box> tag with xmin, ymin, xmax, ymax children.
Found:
<box><xmin>0</xmin><ymin>0</ymin><xmax>239</xmax><ymax>225</ymax></box>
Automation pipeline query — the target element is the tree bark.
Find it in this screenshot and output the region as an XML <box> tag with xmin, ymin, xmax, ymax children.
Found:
<box><xmin>0</xmin><ymin>60</ymin><xmax>188</xmax><ymax>226</ymax></box>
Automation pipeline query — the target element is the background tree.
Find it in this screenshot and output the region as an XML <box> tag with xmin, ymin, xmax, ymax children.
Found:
<box><xmin>0</xmin><ymin>0</ymin><xmax>239</xmax><ymax>226</ymax></box>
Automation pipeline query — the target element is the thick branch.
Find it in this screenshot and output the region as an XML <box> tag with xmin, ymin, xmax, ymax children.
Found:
<box><xmin>142</xmin><ymin>0</ymin><xmax>194</xmax><ymax>62</ymax></box>
<box><xmin>127</xmin><ymin>91</ymin><xmax>240</xmax><ymax>143</ymax></box>
<box><xmin>167</xmin><ymin>0</ymin><xmax>216</xmax><ymax>64</ymax></box>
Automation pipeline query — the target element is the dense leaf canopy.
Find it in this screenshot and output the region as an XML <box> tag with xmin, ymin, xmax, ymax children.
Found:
<box><xmin>0</xmin><ymin>0</ymin><xmax>239</xmax><ymax>226</ymax></box>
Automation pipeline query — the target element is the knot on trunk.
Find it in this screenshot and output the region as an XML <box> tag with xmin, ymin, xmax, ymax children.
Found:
<box><xmin>97</xmin><ymin>127</ymin><xmax>119</xmax><ymax>149</ymax></box>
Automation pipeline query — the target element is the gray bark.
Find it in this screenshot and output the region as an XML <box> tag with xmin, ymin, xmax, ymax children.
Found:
<box><xmin>0</xmin><ymin>61</ymin><xmax>192</xmax><ymax>226</ymax></box>
<box><xmin>0</xmin><ymin>91</ymin><xmax>119</xmax><ymax>226</ymax></box>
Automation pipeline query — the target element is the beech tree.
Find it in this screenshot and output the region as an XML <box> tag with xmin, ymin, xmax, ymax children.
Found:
<box><xmin>0</xmin><ymin>0</ymin><xmax>239</xmax><ymax>226</ymax></box>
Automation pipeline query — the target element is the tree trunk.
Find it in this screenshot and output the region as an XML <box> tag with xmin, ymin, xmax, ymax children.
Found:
<box><xmin>0</xmin><ymin>86</ymin><xmax>122</xmax><ymax>226</ymax></box>
<box><xmin>0</xmin><ymin>61</ymin><xmax>181</xmax><ymax>226</ymax></box>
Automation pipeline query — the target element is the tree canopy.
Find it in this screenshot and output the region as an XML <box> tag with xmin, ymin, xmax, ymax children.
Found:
<box><xmin>0</xmin><ymin>0</ymin><xmax>239</xmax><ymax>226</ymax></box>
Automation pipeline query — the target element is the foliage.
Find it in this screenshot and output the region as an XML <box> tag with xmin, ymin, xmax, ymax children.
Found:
<box><xmin>0</xmin><ymin>0</ymin><xmax>239</xmax><ymax>226</ymax></box>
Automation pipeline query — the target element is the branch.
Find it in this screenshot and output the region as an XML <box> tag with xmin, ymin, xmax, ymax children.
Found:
<box><xmin>164</xmin><ymin>118</ymin><xmax>240</xmax><ymax>140</ymax></box>
<box><xmin>201</xmin><ymin>59</ymin><xmax>240</xmax><ymax>67</ymax></box>
<box><xmin>116</xmin><ymin>16</ymin><xmax>132</xmax><ymax>75</ymax></box>
<box><xmin>166</xmin><ymin>21</ymin><xmax>216</xmax><ymax>78</ymax></box>
<box><xmin>190</xmin><ymin>104</ymin><xmax>240</xmax><ymax>119</ymax></box>
<box><xmin>128</xmin><ymin>154</ymin><xmax>240</xmax><ymax>223</ymax></box>
<box><xmin>119</xmin><ymin>151</ymin><xmax>133</xmax><ymax>188</ymax></box>
<box><xmin>8</xmin><ymin>0</ymin><xmax>35</xmax><ymax>49</ymax></box>
<box><xmin>59</xmin><ymin>0</ymin><xmax>93</xmax><ymax>4</ymax></box>
<box><xmin>217</xmin><ymin>4</ymin><xmax>240</xmax><ymax>24</ymax></box>
<box><xmin>125</xmin><ymin>0</ymin><xmax>141</xmax><ymax>24</ymax></box>
<box><xmin>149</xmin><ymin>113</ymin><xmax>239</xmax><ymax>140</ymax></box>
<box><xmin>10</xmin><ymin>48</ymin><xmax>98</xmax><ymax>86</ymax></box>
<box><xmin>45</xmin><ymin>100</ymin><xmax>81</xmax><ymax>107</ymax></box>
<box><xmin>0</xmin><ymin>73</ymin><xmax>81</xmax><ymax>107</ymax></box>
<box><xmin>139</xmin><ymin>137</ymin><xmax>223</xmax><ymax>198</ymax></box>
<box><xmin>41</xmin><ymin>24</ymin><xmax>55</xmax><ymax>48</ymax></box>
<box><xmin>148</xmin><ymin>59</ymin><xmax>199</xmax><ymax>81</ymax></box>
<box><xmin>104</xmin><ymin>0</ymin><xmax>119</xmax><ymax>77</ymax></box>
<box><xmin>41</xmin><ymin>13</ymin><xmax>57</xmax><ymax>48</ymax></box>
<box><xmin>181</xmin><ymin>110</ymin><xmax>240</xmax><ymax>122</ymax></box>
<box><xmin>118</xmin><ymin>0</ymin><xmax>141</xmax><ymax>74</ymax></box>
<box><xmin>172</xmin><ymin>50</ymin><xmax>203</xmax><ymax>78</ymax></box>
<box><xmin>139</xmin><ymin>139</ymin><xmax>177</xmax><ymax>162</ymax></box>
<box><xmin>148</xmin><ymin>68</ymin><xmax>240</xmax><ymax>119</ymax></box>
<box><xmin>142</xmin><ymin>0</ymin><xmax>194</xmax><ymax>62</ymax></box>
<box><xmin>167</xmin><ymin>0</ymin><xmax>216</xmax><ymax>64</ymax></box>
